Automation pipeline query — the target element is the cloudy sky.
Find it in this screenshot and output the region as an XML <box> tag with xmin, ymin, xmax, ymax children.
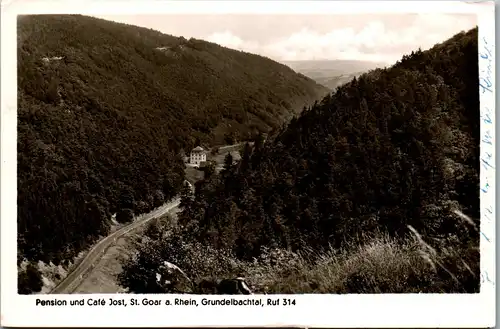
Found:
<box><xmin>96</xmin><ymin>13</ymin><xmax>476</xmax><ymax>64</ymax></box>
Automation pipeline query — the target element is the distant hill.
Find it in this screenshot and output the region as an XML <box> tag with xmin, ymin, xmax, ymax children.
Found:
<box><xmin>16</xmin><ymin>14</ymin><xmax>328</xmax><ymax>269</ymax></box>
<box><xmin>313</xmin><ymin>72</ymin><xmax>363</xmax><ymax>91</ymax></box>
<box><xmin>284</xmin><ymin>60</ymin><xmax>386</xmax><ymax>90</ymax></box>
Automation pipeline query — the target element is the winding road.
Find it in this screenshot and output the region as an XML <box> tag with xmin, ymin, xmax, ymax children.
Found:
<box><xmin>48</xmin><ymin>152</ymin><xmax>223</xmax><ymax>294</ymax></box>
<box><xmin>50</xmin><ymin>198</ymin><xmax>181</xmax><ymax>294</ymax></box>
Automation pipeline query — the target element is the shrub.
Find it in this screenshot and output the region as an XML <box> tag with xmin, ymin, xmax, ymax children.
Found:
<box><xmin>119</xmin><ymin>228</ymin><xmax>243</xmax><ymax>293</ymax></box>
<box><xmin>116</xmin><ymin>208</ymin><xmax>134</xmax><ymax>223</ymax></box>
<box><xmin>18</xmin><ymin>262</ymin><xmax>44</xmax><ymax>294</ymax></box>
<box><xmin>242</xmin><ymin>219</ymin><xmax>479</xmax><ymax>294</ymax></box>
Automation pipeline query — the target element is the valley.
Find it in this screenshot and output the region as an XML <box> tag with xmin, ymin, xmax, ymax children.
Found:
<box><xmin>16</xmin><ymin>14</ymin><xmax>480</xmax><ymax>295</ymax></box>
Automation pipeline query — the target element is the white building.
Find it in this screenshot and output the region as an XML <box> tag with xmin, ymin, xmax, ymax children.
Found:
<box><xmin>189</xmin><ymin>146</ymin><xmax>207</xmax><ymax>166</ymax></box>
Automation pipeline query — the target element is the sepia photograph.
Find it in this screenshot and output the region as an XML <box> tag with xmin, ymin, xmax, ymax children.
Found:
<box><xmin>1</xmin><ymin>1</ymin><xmax>495</xmax><ymax>326</ymax></box>
<box><xmin>14</xmin><ymin>9</ymin><xmax>484</xmax><ymax>297</ymax></box>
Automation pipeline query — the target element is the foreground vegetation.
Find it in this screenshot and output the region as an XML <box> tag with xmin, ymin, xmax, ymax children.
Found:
<box><xmin>17</xmin><ymin>15</ymin><xmax>327</xmax><ymax>293</ymax></box>
<box><xmin>120</xmin><ymin>28</ymin><xmax>480</xmax><ymax>293</ymax></box>
<box><xmin>120</xmin><ymin>206</ymin><xmax>478</xmax><ymax>293</ymax></box>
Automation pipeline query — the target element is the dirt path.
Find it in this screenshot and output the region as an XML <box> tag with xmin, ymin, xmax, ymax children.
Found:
<box><xmin>59</xmin><ymin>144</ymin><xmax>239</xmax><ymax>294</ymax></box>
<box><xmin>50</xmin><ymin>199</ymin><xmax>180</xmax><ymax>294</ymax></box>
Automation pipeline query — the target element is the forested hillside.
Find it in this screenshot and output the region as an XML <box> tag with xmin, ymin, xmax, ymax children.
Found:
<box><xmin>17</xmin><ymin>14</ymin><xmax>327</xmax><ymax>273</ymax></box>
<box><xmin>120</xmin><ymin>28</ymin><xmax>480</xmax><ymax>293</ymax></box>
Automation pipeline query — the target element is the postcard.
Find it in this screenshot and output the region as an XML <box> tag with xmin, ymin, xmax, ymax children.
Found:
<box><xmin>1</xmin><ymin>0</ymin><xmax>495</xmax><ymax>327</ymax></box>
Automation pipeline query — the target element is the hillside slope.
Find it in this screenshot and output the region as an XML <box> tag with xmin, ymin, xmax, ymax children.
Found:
<box><xmin>16</xmin><ymin>14</ymin><xmax>328</xmax><ymax>282</ymax></box>
<box><xmin>120</xmin><ymin>28</ymin><xmax>480</xmax><ymax>293</ymax></box>
<box><xmin>185</xmin><ymin>27</ymin><xmax>479</xmax><ymax>253</ymax></box>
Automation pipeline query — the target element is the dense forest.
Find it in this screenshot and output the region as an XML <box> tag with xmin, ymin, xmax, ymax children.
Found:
<box><xmin>17</xmin><ymin>14</ymin><xmax>327</xmax><ymax>290</ymax></box>
<box><xmin>120</xmin><ymin>28</ymin><xmax>480</xmax><ymax>293</ymax></box>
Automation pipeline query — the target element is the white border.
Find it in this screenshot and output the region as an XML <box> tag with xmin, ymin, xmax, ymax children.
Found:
<box><xmin>1</xmin><ymin>1</ymin><xmax>495</xmax><ymax>327</ymax></box>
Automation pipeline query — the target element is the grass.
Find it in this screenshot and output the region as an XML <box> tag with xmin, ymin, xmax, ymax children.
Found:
<box><xmin>208</xmin><ymin>150</ymin><xmax>241</xmax><ymax>166</ymax></box>
<box><xmin>72</xmin><ymin>233</ymin><xmax>133</xmax><ymax>294</ymax></box>
<box><xmin>121</xmin><ymin>150</ymin><xmax>480</xmax><ymax>294</ymax></box>
<box><xmin>184</xmin><ymin>144</ymin><xmax>242</xmax><ymax>181</ymax></box>
<box><xmin>132</xmin><ymin>209</ymin><xmax>479</xmax><ymax>294</ymax></box>
<box><xmin>246</xmin><ymin>210</ymin><xmax>479</xmax><ymax>294</ymax></box>
<box><xmin>243</xmin><ymin>235</ymin><xmax>468</xmax><ymax>294</ymax></box>
<box><xmin>184</xmin><ymin>166</ymin><xmax>205</xmax><ymax>184</ymax></box>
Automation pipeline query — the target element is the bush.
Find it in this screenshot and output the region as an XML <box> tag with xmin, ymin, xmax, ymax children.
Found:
<box><xmin>177</xmin><ymin>28</ymin><xmax>480</xmax><ymax>268</ymax></box>
<box><xmin>119</xmin><ymin>228</ymin><xmax>243</xmax><ymax>293</ymax></box>
<box><xmin>119</xmin><ymin>28</ymin><xmax>480</xmax><ymax>294</ymax></box>
<box><xmin>243</xmin><ymin>219</ymin><xmax>479</xmax><ymax>294</ymax></box>
<box><xmin>224</xmin><ymin>132</ymin><xmax>236</xmax><ymax>145</ymax></box>
<box><xmin>18</xmin><ymin>263</ymin><xmax>43</xmax><ymax>294</ymax></box>
<box><xmin>119</xmin><ymin>208</ymin><xmax>479</xmax><ymax>294</ymax></box>
<box><xmin>134</xmin><ymin>200</ymin><xmax>150</xmax><ymax>214</ymax></box>
<box><xmin>116</xmin><ymin>208</ymin><xmax>134</xmax><ymax>223</ymax></box>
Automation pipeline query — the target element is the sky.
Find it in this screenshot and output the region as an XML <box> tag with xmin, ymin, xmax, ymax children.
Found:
<box><xmin>97</xmin><ymin>13</ymin><xmax>476</xmax><ymax>64</ymax></box>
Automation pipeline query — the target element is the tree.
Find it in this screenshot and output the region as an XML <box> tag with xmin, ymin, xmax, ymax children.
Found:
<box><xmin>179</xmin><ymin>183</ymin><xmax>194</xmax><ymax>210</ymax></box>
<box><xmin>18</xmin><ymin>14</ymin><xmax>326</xmax><ymax>268</ymax></box>
<box><xmin>18</xmin><ymin>262</ymin><xmax>43</xmax><ymax>294</ymax></box>
<box><xmin>119</xmin><ymin>188</ymin><xmax>135</xmax><ymax>210</ymax></box>
<box><xmin>224</xmin><ymin>132</ymin><xmax>236</xmax><ymax>145</ymax></box>
<box><xmin>239</xmin><ymin>143</ymin><xmax>253</xmax><ymax>173</ymax></box>
<box><xmin>223</xmin><ymin>153</ymin><xmax>234</xmax><ymax>172</ymax></box>
<box><xmin>45</xmin><ymin>78</ymin><xmax>60</xmax><ymax>104</ymax></box>
<box><xmin>144</xmin><ymin>218</ymin><xmax>164</xmax><ymax>240</ymax></box>
<box><xmin>174</xmin><ymin>27</ymin><xmax>479</xmax><ymax>260</ymax></box>
<box><xmin>201</xmin><ymin>161</ymin><xmax>216</xmax><ymax>180</ymax></box>
<box><xmin>116</xmin><ymin>208</ymin><xmax>134</xmax><ymax>223</ymax></box>
<box><xmin>194</xmin><ymin>137</ymin><xmax>202</xmax><ymax>147</ymax></box>
<box><xmin>253</xmin><ymin>132</ymin><xmax>266</xmax><ymax>151</ymax></box>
